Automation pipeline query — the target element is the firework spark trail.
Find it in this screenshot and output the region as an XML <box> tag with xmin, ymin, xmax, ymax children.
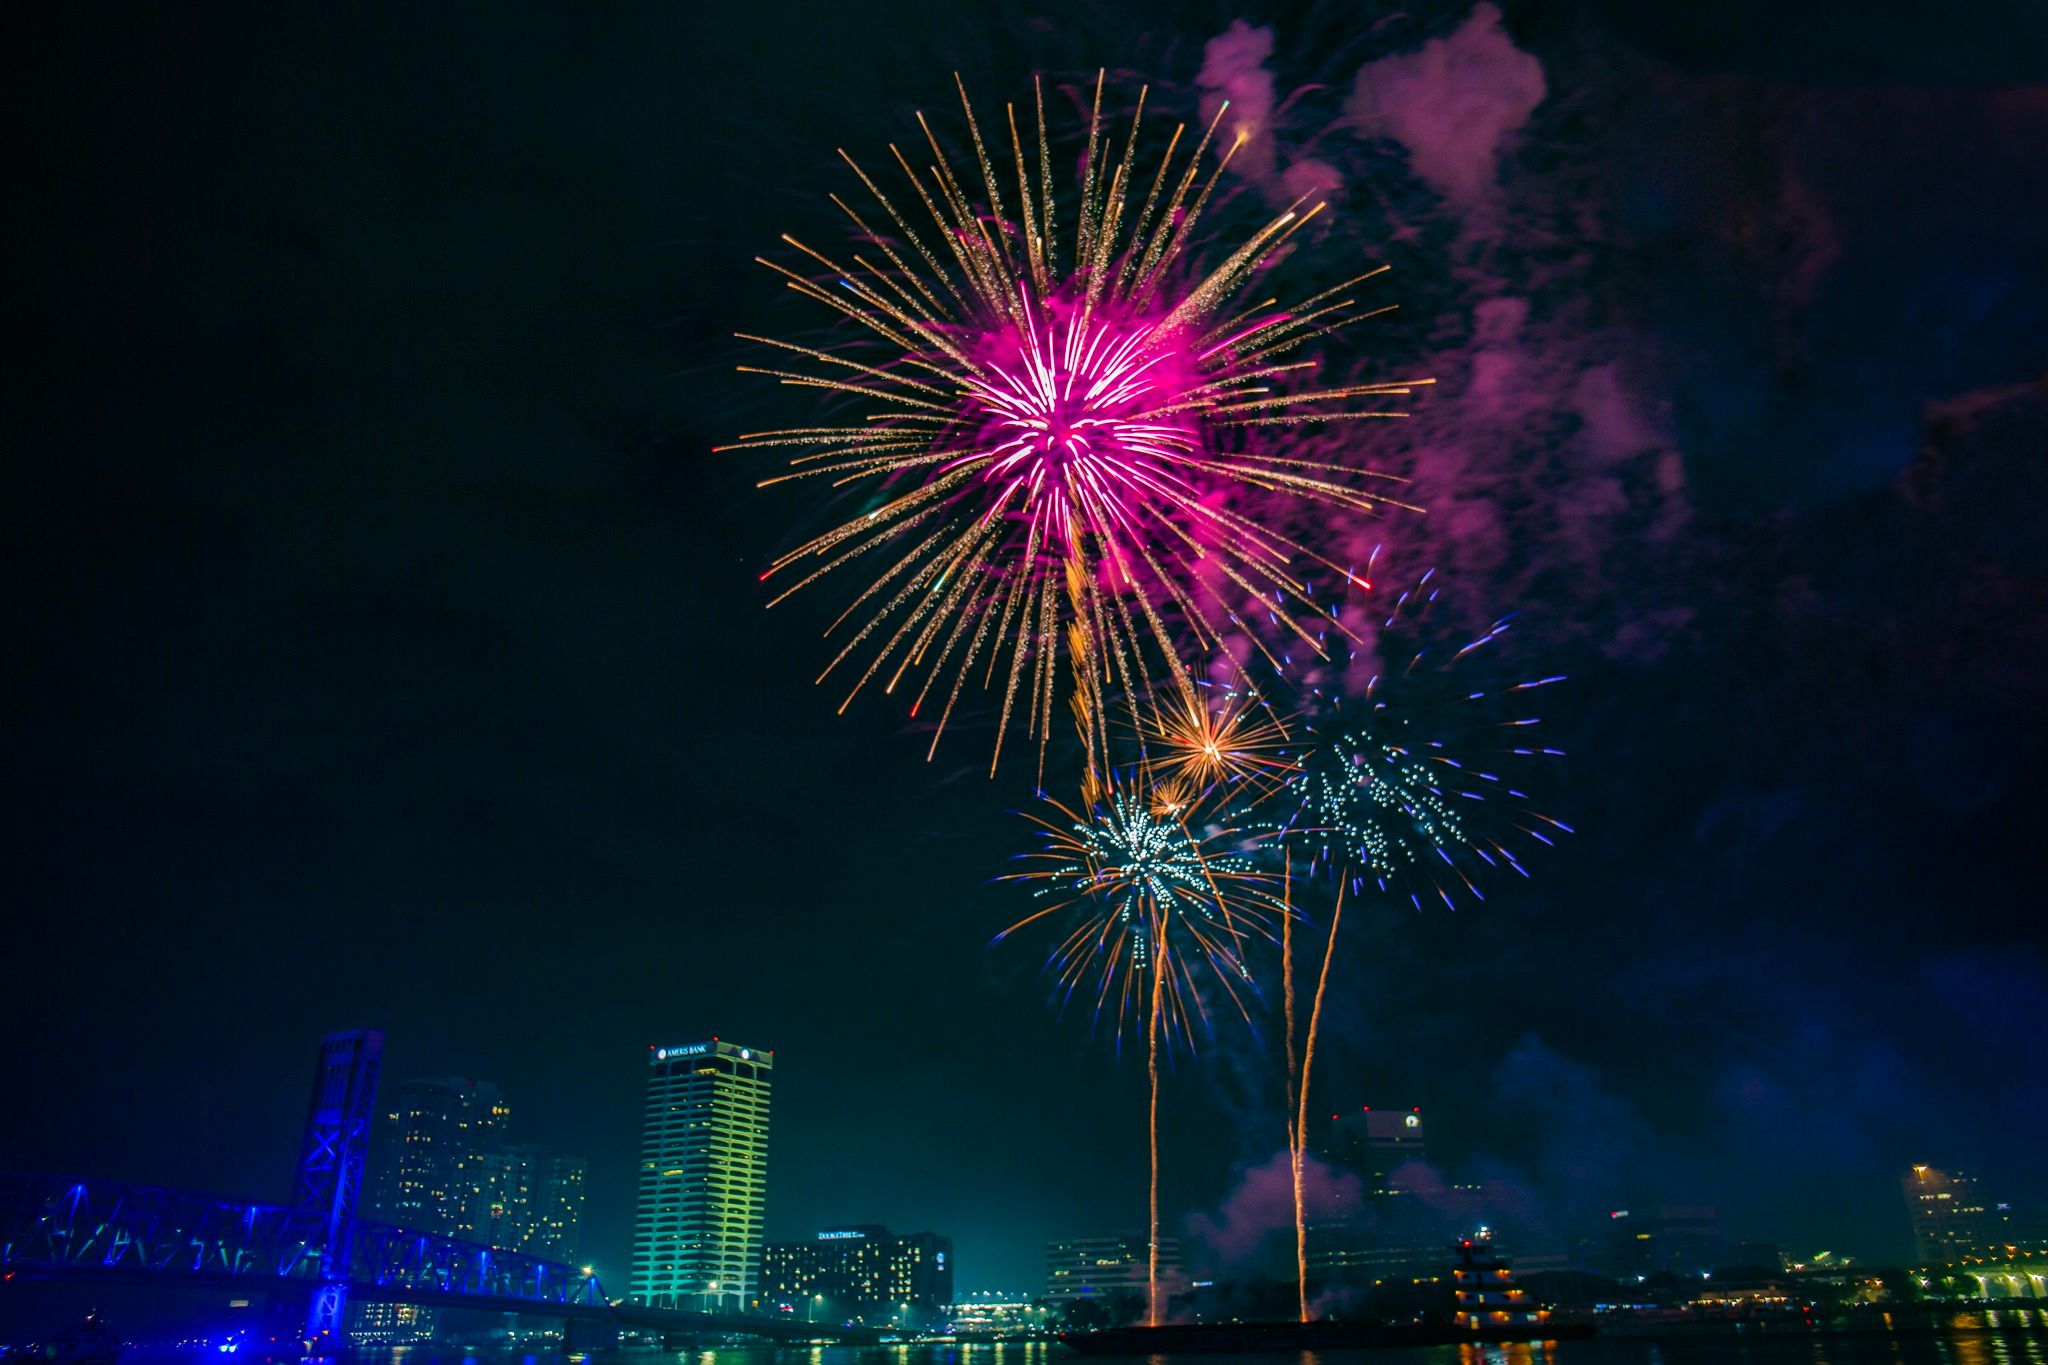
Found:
<box><xmin>1282</xmin><ymin>857</ymin><xmax>1297</xmax><ymax>1129</ymax></box>
<box><xmin>1147</xmin><ymin>940</ymin><xmax>1164</xmax><ymax>1328</ymax></box>
<box><xmin>1276</xmin><ymin>853</ymin><xmax>1343</xmax><ymax>1323</ymax></box>
<box><xmin>1294</xmin><ymin>880</ymin><xmax>1343</xmax><ymax>1322</ymax></box>
<box><xmin>728</xmin><ymin>73</ymin><xmax>1430</xmax><ymax>774</ymax></box>
<box><xmin>1280</xmin><ymin>854</ymin><xmax>1306</xmax><ymax>1323</ymax></box>
<box><xmin>1243</xmin><ymin>572</ymin><xmax>1569</xmax><ymax>1318</ymax></box>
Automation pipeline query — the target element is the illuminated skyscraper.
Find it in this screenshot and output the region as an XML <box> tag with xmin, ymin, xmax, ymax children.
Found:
<box><xmin>382</xmin><ymin>1076</ymin><xmax>510</xmax><ymax>1241</ymax></box>
<box><xmin>1320</xmin><ymin>1105</ymin><xmax>1428</xmax><ymax>1197</ymax></box>
<box><xmin>1904</xmin><ymin>1165</ymin><xmax>1994</xmax><ymax>1264</ymax></box>
<box><xmin>1603</xmin><ymin>1206</ymin><xmax>1723</xmax><ymax>1277</ymax></box>
<box><xmin>476</xmin><ymin>1145</ymin><xmax>588</xmax><ymax>1262</ymax></box>
<box><xmin>1306</xmin><ymin>1105</ymin><xmax>1495</xmax><ymax>1285</ymax></box>
<box><xmin>632</xmin><ymin>1039</ymin><xmax>773</xmax><ymax>1311</ymax></box>
<box><xmin>355</xmin><ymin>1076</ymin><xmax>585</xmax><ymax>1343</ymax></box>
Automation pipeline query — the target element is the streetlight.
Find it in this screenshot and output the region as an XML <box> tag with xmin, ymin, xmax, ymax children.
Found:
<box><xmin>809</xmin><ymin>1293</ymin><xmax>823</xmax><ymax>1324</ymax></box>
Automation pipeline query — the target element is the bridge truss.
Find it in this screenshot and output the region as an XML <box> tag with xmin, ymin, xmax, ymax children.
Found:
<box><xmin>0</xmin><ymin>1172</ymin><xmax>607</xmax><ymax>1316</ymax></box>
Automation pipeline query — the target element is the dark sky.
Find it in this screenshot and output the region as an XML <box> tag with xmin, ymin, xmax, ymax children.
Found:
<box><xmin>7</xmin><ymin>0</ymin><xmax>2046</xmax><ymax>1298</ymax></box>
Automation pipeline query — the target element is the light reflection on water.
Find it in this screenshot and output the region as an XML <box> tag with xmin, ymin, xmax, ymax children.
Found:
<box><xmin>121</xmin><ymin>1326</ymin><xmax>2048</xmax><ymax>1365</ymax></box>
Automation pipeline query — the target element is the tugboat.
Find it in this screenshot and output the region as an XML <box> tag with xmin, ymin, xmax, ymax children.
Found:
<box><xmin>1061</xmin><ymin>1230</ymin><xmax>1592</xmax><ymax>1354</ymax></box>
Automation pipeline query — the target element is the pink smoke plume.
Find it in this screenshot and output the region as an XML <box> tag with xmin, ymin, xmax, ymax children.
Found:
<box><xmin>1183</xmin><ymin>1147</ymin><xmax>1362</xmax><ymax>1274</ymax></box>
<box><xmin>1198</xmin><ymin>20</ymin><xmax>1280</xmax><ymax>186</ymax></box>
<box><xmin>1197</xmin><ymin>20</ymin><xmax>1344</xmax><ymax>207</ymax></box>
<box><xmin>1345</xmin><ymin>3</ymin><xmax>1546</xmax><ymax>208</ymax></box>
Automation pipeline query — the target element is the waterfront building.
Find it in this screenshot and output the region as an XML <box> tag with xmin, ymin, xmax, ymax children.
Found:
<box><xmin>631</xmin><ymin>1039</ymin><xmax>773</xmax><ymax>1311</ymax></box>
<box><xmin>944</xmin><ymin>1293</ymin><xmax>1051</xmax><ymax>1335</ymax></box>
<box><xmin>1307</xmin><ymin>1224</ymin><xmax>1465</xmax><ymax>1283</ymax></box>
<box><xmin>381</xmin><ymin>1076</ymin><xmax>510</xmax><ymax>1241</ymax></box>
<box><xmin>1044</xmin><ymin>1234</ymin><xmax>1184</xmax><ymax>1304</ymax></box>
<box><xmin>1905</xmin><ymin>1165</ymin><xmax>1994</xmax><ymax>1264</ymax></box>
<box><xmin>1306</xmin><ymin>1104</ymin><xmax>1484</xmax><ymax>1286</ymax></box>
<box><xmin>351</xmin><ymin>1076</ymin><xmax>509</xmax><ymax>1344</ymax></box>
<box><xmin>353</xmin><ymin>1076</ymin><xmax>586</xmax><ymax>1342</ymax></box>
<box><xmin>1320</xmin><ymin>1106</ymin><xmax>1428</xmax><ymax>1198</ymax></box>
<box><xmin>760</xmin><ymin>1225</ymin><xmax>952</xmax><ymax>1320</ymax></box>
<box><xmin>1604</xmin><ymin>1206</ymin><xmax>1723</xmax><ymax>1279</ymax></box>
<box><xmin>475</xmin><ymin>1144</ymin><xmax>588</xmax><ymax>1262</ymax></box>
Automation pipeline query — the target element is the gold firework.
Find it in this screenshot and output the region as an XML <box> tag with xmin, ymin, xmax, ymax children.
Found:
<box><xmin>1140</xmin><ymin>687</ymin><xmax>1299</xmax><ymax>797</ymax></box>
<box><xmin>724</xmin><ymin>73</ymin><xmax>1429</xmax><ymax>775</ymax></box>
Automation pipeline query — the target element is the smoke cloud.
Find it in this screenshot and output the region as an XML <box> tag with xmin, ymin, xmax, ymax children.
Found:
<box><xmin>1344</xmin><ymin>4</ymin><xmax>1546</xmax><ymax>209</ymax></box>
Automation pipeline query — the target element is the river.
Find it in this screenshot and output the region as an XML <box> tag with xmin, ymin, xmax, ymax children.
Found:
<box><xmin>115</xmin><ymin>1317</ymin><xmax>2048</xmax><ymax>1365</ymax></box>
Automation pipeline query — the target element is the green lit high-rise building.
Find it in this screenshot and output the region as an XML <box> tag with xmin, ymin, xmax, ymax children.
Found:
<box><xmin>631</xmin><ymin>1039</ymin><xmax>773</xmax><ymax>1311</ymax></box>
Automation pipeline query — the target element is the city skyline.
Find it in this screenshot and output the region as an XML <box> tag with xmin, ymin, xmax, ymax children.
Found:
<box><xmin>71</xmin><ymin>1022</ymin><xmax>2035</xmax><ymax>1302</ymax></box>
<box><xmin>8</xmin><ymin>0</ymin><xmax>2046</xmax><ymax>1316</ymax></box>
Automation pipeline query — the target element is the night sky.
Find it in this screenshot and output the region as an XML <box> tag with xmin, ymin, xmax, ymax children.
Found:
<box><xmin>7</xmin><ymin>0</ymin><xmax>2047</xmax><ymax>1298</ymax></box>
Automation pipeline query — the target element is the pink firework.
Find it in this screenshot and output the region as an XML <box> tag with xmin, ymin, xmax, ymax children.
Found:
<box><xmin>723</xmin><ymin>74</ymin><xmax>1428</xmax><ymax>777</ymax></box>
<box><xmin>960</xmin><ymin>290</ymin><xmax>1205</xmax><ymax>554</ymax></box>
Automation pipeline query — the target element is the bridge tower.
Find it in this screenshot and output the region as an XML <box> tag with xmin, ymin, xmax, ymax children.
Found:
<box><xmin>289</xmin><ymin>1029</ymin><xmax>384</xmax><ymax>1345</ymax></box>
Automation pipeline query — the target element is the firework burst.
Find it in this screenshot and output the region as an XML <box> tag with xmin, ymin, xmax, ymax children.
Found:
<box><xmin>724</xmin><ymin>73</ymin><xmax>1427</xmax><ymax>776</ymax></box>
<box><xmin>1139</xmin><ymin>685</ymin><xmax>1298</xmax><ymax>798</ymax></box>
<box><xmin>997</xmin><ymin>773</ymin><xmax>1277</xmax><ymax>1050</ymax></box>
<box><xmin>1270</xmin><ymin>572</ymin><xmax>1572</xmax><ymax>908</ymax></box>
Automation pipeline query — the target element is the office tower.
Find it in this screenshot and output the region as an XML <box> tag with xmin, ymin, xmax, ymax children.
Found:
<box><xmin>351</xmin><ymin>1076</ymin><xmax>508</xmax><ymax>1345</ymax></box>
<box><xmin>1604</xmin><ymin>1207</ymin><xmax>1724</xmax><ymax>1278</ymax></box>
<box><xmin>1904</xmin><ymin>1165</ymin><xmax>1993</xmax><ymax>1264</ymax></box>
<box><xmin>380</xmin><ymin>1076</ymin><xmax>509</xmax><ymax>1241</ymax></box>
<box><xmin>760</xmin><ymin>1226</ymin><xmax>953</xmax><ymax>1320</ymax></box>
<box><xmin>526</xmin><ymin>1148</ymin><xmax>588</xmax><ymax>1262</ymax></box>
<box><xmin>354</xmin><ymin>1074</ymin><xmax>585</xmax><ymax>1343</ymax></box>
<box><xmin>1043</xmin><ymin>1234</ymin><xmax>1184</xmax><ymax>1304</ymax></box>
<box><xmin>371</xmin><ymin>1074</ymin><xmax>586</xmax><ymax>1255</ymax></box>
<box><xmin>632</xmin><ymin>1039</ymin><xmax>773</xmax><ymax>1311</ymax></box>
<box><xmin>1306</xmin><ymin>1103</ymin><xmax>1430</xmax><ymax>1279</ymax></box>
<box><xmin>1305</xmin><ymin>1106</ymin><xmax>1515</xmax><ymax>1286</ymax></box>
<box><xmin>475</xmin><ymin>1145</ymin><xmax>589</xmax><ymax>1263</ymax></box>
<box><xmin>1320</xmin><ymin>1105</ymin><xmax>1428</xmax><ymax>1197</ymax></box>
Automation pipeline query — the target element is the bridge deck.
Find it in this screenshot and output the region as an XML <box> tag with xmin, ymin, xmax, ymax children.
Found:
<box><xmin>2</xmin><ymin>1172</ymin><xmax>850</xmax><ymax>1339</ymax></box>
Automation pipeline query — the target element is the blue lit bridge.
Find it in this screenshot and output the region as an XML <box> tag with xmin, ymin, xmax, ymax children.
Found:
<box><xmin>0</xmin><ymin>1033</ymin><xmax>833</xmax><ymax>1347</ymax></box>
<box><xmin>0</xmin><ymin>1173</ymin><xmax>607</xmax><ymax>1318</ymax></box>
